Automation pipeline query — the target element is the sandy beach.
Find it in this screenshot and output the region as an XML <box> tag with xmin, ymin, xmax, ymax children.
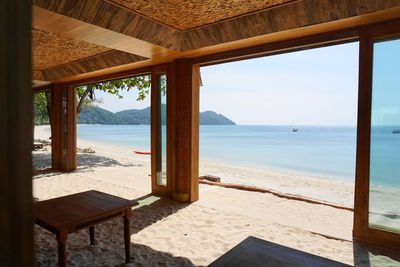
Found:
<box><xmin>33</xmin><ymin>125</ymin><xmax>400</xmax><ymax>266</ymax></box>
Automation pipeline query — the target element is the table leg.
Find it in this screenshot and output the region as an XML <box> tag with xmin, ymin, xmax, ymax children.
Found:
<box><xmin>89</xmin><ymin>226</ymin><xmax>95</xmax><ymax>245</ymax></box>
<box><xmin>123</xmin><ymin>208</ymin><xmax>132</xmax><ymax>263</ymax></box>
<box><xmin>56</xmin><ymin>230</ymin><xmax>67</xmax><ymax>267</ymax></box>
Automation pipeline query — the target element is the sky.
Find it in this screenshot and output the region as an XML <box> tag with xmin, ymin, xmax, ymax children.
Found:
<box><xmin>96</xmin><ymin>42</ymin><xmax>361</xmax><ymax>126</ymax></box>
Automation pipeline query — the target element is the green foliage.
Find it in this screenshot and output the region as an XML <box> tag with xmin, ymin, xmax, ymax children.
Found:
<box><xmin>34</xmin><ymin>75</ymin><xmax>160</xmax><ymax>125</ymax></box>
<box><xmin>34</xmin><ymin>92</ymin><xmax>49</xmax><ymax>125</ymax></box>
<box><xmin>76</xmin><ymin>75</ymin><xmax>152</xmax><ymax>102</ymax></box>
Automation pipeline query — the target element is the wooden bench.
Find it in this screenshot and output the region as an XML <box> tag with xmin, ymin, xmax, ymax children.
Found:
<box><xmin>34</xmin><ymin>190</ymin><xmax>139</xmax><ymax>266</ymax></box>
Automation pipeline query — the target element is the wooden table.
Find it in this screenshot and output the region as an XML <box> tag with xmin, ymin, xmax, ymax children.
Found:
<box><xmin>34</xmin><ymin>190</ymin><xmax>138</xmax><ymax>266</ymax></box>
<box><xmin>209</xmin><ymin>236</ymin><xmax>352</xmax><ymax>267</ymax></box>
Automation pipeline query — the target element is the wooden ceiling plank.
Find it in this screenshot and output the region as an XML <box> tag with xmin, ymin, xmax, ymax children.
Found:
<box><xmin>32</xmin><ymin>0</ymin><xmax>181</xmax><ymax>50</ymax></box>
<box><xmin>180</xmin><ymin>0</ymin><xmax>400</xmax><ymax>50</ymax></box>
<box><xmin>106</xmin><ymin>0</ymin><xmax>296</xmax><ymax>30</ymax></box>
<box><xmin>33</xmin><ymin>5</ymin><xmax>177</xmax><ymax>59</ymax></box>
<box><xmin>32</xmin><ymin>0</ymin><xmax>400</xmax><ymax>83</ymax></box>
<box><xmin>43</xmin><ymin>50</ymin><xmax>147</xmax><ymax>81</ymax></box>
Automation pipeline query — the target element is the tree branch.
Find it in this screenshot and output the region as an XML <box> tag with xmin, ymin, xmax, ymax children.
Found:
<box><xmin>76</xmin><ymin>84</ymin><xmax>93</xmax><ymax>115</ymax></box>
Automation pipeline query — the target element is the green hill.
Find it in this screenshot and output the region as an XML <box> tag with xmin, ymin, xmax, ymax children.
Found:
<box><xmin>78</xmin><ymin>105</ymin><xmax>235</xmax><ymax>125</ymax></box>
<box><xmin>199</xmin><ymin>111</ymin><xmax>236</xmax><ymax>125</ymax></box>
<box><xmin>77</xmin><ymin>106</ymin><xmax>131</xmax><ymax>125</ymax></box>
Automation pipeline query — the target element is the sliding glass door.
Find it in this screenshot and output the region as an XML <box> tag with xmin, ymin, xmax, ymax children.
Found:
<box><xmin>368</xmin><ymin>38</ymin><xmax>400</xmax><ymax>234</ymax></box>
<box><xmin>151</xmin><ymin>70</ymin><xmax>170</xmax><ymax>197</ymax></box>
<box><xmin>354</xmin><ymin>21</ymin><xmax>400</xmax><ymax>250</ymax></box>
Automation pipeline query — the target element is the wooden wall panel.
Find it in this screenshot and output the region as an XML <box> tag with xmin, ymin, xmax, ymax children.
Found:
<box><xmin>0</xmin><ymin>0</ymin><xmax>34</xmax><ymax>265</ymax></box>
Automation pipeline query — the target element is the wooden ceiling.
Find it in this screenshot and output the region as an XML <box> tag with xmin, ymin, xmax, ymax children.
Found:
<box><xmin>32</xmin><ymin>27</ymin><xmax>148</xmax><ymax>81</ymax></box>
<box><xmin>33</xmin><ymin>28</ymin><xmax>111</xmax><ymax>70</ymax></box>
<box><xmin>32</xmin><ymin>0</ymin><xmax>400</xmax><ymax>84</ymax></box>
<box><xmin>107</xmin><ymin>0</ymin><xmax>296</xmax><ymax>30</ymax></box>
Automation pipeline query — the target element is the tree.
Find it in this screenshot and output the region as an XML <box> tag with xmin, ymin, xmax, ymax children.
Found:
<box><xmin>33</xmin><ymin>75</ymin><xmax>153</xmax><ymax>125</ymax></box>
<box><xmin>33</xmin><ymin>92</ymin><xmax>50</xmax><ymax>125</ymax></box>
<box><xmin>76</xmin><ymin>75</ymin><xmax>151</xmax><ymax>115</ymax></box>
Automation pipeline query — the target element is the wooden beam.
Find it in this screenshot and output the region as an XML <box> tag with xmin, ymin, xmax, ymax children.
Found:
<box><xmin>353</xmin><ymin>28</ymin><xmax>373</xmax><ymax>244</ymax></box>
<box><xmin>68</xmin><ymin>65</ymin><xmax>154</xmax><ymax>87</ymax></box>
<box><xmin>0</xmin><ymin>0</ymin><xmax>34</xmax><ymax>265</ymax></box>
<box><xmin>192</xmin><ymin>28</ymin><xmax>359</xmax><ymax>66</ymax></box>
<box><xmin>32</xmin><ymin>80</ymin><xmax>52</xmax><ymax>93</ymax></box>
<box><xmin>167</xmin><ymin>59</ymin><xmax>200</xmax><ymax>202</ymax></box>
<box><xmin>42</xmin><ymin>50</ymin><xmax>148</xmax><ymax>81</ymax></box>
<box><xmin>51</xmin><ymin>84</ymin><xmax>77</xmax><ymax>171</ymax></box>
<box><xmin>49</xmin><ymin>13</ymin><xmax>400</xmax><ymax>85</ymax></box>
<box><xmin>181</xmin><ymin>0</ymin><xmax>400</xmax><ymax>50</ymax></box>
<box><xmin>33</xmin><ymin>70</ymin><xmax>46</xmax><ymax>80</ymax></box>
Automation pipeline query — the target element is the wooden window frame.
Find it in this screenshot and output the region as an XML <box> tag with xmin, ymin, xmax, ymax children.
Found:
<box><xmin>353</xmin><ymin>20</ymin><xmax>400</xmax><ymax>251</ymax></box>
<box><xmin>151</xmin><ymin>65</ymin><xmax>172</xmax><ymax>197</ymax></box>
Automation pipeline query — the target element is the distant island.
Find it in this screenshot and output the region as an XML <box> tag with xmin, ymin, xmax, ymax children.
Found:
<box><xmin>78</xmin><ymin>104</ymin><xmax>236</xmax><ymax>125</ymax></box>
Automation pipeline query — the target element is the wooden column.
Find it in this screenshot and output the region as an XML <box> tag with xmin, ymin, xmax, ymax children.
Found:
<box><xmin>353</xmin><ymin>29</ymin><xmax>373</xmax><ymax>243</ymax></box>
<box><xmin>51</xmin><ymin>84</ymin><xmax>77</xmax><ymax>172</ymax></box>
<box><xmin>0</xmin><ymin>0</ymin><xmax>34</xmax><ymax>265</ymax></box>
<box><xmin>167</xmin><ymin>59</ymin><xmax>200</xmax><ymax>202</ymax></box>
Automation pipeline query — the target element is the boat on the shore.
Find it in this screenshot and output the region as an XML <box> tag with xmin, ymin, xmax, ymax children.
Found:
<box><xmin>133</xmin><ymin>151</ymin><xmax>151</xmax><ymax>155</ymax></box>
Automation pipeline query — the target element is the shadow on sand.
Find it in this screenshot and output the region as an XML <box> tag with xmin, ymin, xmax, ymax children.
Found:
<box><xmin>35</xmin><ymin>194</ymin><xmax>197</xmax><ymax>266</ymax></box>
<box><xmin>33</xmin><ymin>152</ymin><xmax>143</xmax><ymax>179</ymax></box>
<box><xmin>130</xmin><ymin>194</ymin><xmax>189</xmax><ymax>234</ymax></box>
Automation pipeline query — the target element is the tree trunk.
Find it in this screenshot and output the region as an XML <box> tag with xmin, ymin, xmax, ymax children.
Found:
<box><xmin>76</xmin><ymin>84</ymin><xmax>93</xmax><ymax>115</ymax></box>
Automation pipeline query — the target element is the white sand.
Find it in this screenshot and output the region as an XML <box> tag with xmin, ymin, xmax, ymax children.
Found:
<box><xmin>33</xmin><ymin>125</ymin><xmax>400</xmax><ymax>266</ymax></box>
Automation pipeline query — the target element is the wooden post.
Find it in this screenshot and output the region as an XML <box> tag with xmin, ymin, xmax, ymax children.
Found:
<box><xmin>353</xmin><ymin>29</ymin><xmax>373</xmax><ymax>242</ymax></box>
<box><xmin>51</xmin><ymin>84</ymin><xmax>77</xmax><ymax>172</ymax></box>
<box><xmin>167</xmin><ymin>59</ymin><xmax>200</xmax><ymax>202</ymax></box>
<box><xmin>0</xmin><ymin>0</ymin><xmax>34</xmax><ymax>265</ymax></box>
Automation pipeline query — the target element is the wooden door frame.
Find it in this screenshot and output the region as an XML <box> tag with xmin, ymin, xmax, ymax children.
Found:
<box><xmin>151</xmin><ymin>65</ymin><xmax>172</xmax><ymax>197</ymax></box>
<box><xmin>353</xmin><ymin>20</ymin><xmax>400</xmax><ymax>251</ymax></box>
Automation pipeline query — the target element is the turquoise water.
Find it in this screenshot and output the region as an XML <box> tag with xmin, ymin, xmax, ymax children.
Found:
<box><xmin>370</xmin><ymin>126</ymin><xmax>400</xmax><ymax>188</ymax></box>
<box><xmin>78</xmin><ymin>125</ymin><xmax>358</xmax><ymax>182</ymax></box>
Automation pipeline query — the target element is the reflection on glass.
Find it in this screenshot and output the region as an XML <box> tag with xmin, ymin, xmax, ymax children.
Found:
<box><xmin>369</xmin><ymin>39</ymin><xmax>400</xmax><ymax>233</ymax></box>
<box><xmin>156</xmin><ymin>74</ymin><xmax>167</xmax><ymax>186</ymax></box>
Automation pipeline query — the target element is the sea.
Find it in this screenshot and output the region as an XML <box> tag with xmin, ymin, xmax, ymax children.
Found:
<box><xmin>76</xmin><ymin>124</ymin><xmax>400</xmax><ymax>187</ymax></box>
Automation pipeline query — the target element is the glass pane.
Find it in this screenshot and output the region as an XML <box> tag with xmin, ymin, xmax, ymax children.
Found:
<box><xmin>156</xmin><ymin>74</ymin><xmax>167</xmax><ymax>186</ymax></box>
<box><xmin>369</xmin><ymin>38</ymin><xmax>400</xmax><ymax>233</ymax></box>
